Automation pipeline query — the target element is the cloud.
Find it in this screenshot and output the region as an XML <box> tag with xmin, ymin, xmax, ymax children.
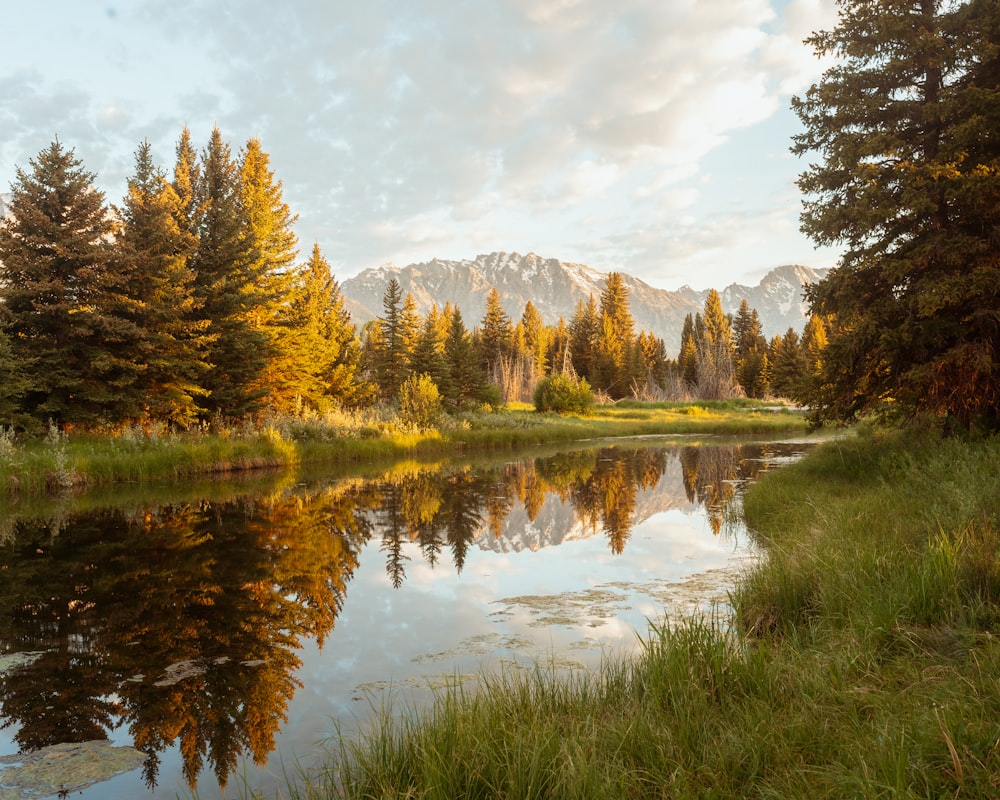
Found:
<box><xmin>1</xmin><ymin>0</ymin><xmax>843</xmax><ymax>284</ymax></box>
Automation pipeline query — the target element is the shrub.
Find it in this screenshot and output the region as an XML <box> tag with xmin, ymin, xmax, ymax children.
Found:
<box><xmin>533</xmin><ymin>373</ymin><xmax>594</xmax><ymax>414</ymax></box>
<box><xmin>399</xmin><ymin>373</ymin><xmax>443</xmax><ymax>429</ymax></box>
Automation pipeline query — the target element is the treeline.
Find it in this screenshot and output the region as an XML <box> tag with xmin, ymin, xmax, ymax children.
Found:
<box><xmin>362</xmin><ymin>274</ymin><xmax>829</xmax><ymax>412</ymax></box>
<box><xmin>675</xmin><ymin>291</ymin><xmax>829</xmax><ymax>404</ymax></box>
<box><xmin>0</xmin><ymin>133</ymin><xmax>821</xmax><ymax>431</ymax></box>
<box><xmin>0</xmin><ymin>132</ymin><xmax>364</xmax><ymax>429</ymax></box>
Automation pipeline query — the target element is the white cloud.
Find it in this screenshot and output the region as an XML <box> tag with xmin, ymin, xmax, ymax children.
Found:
<box><xmin>1</xmin><ymin>0</ymin><xmax>844</xmax><ymax>287</ymax></box>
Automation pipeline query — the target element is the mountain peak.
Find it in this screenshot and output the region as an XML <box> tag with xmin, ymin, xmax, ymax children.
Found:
<box><xmin>341</xmin><ymin>252</ymin><xmax>828</xmax><ymax>354</ymax></box>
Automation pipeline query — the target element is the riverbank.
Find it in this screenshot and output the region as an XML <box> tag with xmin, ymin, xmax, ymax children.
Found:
<box><xmin>0</xmin><ymin>399</ymin><xmax>805</xmax><ymax>496</ymax></box>
<box><xmin>295</xmin><ymin>426</ymin><xmax>1000</xmax><ymax>799</ymax></box>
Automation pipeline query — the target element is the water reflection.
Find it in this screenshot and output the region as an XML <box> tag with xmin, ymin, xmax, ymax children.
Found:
<box><xmin>0</xmin><ymin>439</ymin><xmax>806</xmax><ymax>793</ymax></box>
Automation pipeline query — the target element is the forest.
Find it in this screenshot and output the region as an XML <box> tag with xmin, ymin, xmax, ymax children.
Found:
<box><xmin>0</xmin><ymin>130</ymin><xmax>828</xmax><ymax>433</ymax></box>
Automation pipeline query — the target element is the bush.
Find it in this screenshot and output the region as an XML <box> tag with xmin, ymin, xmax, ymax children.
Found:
<box><xmin>533</xmin><ymin>374</ymin><xmax>594</xmax><ymax>414</ymax></box>
<box><xmin>399</xmin><ymin>373</ymin><xmax>443</xmax><ymax>429</ymax></box>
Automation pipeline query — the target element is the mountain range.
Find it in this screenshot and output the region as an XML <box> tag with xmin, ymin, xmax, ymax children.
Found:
<box><xmin>340</xmin><ymin>251</ymin><xmax>829</xmax><ymax>355</ymax></box>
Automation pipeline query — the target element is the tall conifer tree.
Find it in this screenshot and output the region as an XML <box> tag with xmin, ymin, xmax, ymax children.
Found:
<box><xmin>239</xmin><ymin>137</ymin><xmax>299</xmax><ymax>409</ymax></box>
<box><xmin>118</xmin><ymin>140</ymin><xmax>210</xmax><ymax>426</ymax></box>
<box><xmin>794</xmin><ymin>0</ymin><xmax>1000</xmax><ymax>427</ymax></box>
<box><xmin>191</xmin><ymin>128</ymin><xmax>267</xmax><ymax>416</ymax></box>
<box><xmin>0</xmin><ymin>140</ymin><xmax>143</xmax><ymax>425</ymax></box>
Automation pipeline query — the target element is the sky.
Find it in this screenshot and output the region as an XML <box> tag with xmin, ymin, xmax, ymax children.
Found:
<box><xmin>1</xmin><ymin>0</ymin><xmax>843</xmax><ymax>291</ymax></box>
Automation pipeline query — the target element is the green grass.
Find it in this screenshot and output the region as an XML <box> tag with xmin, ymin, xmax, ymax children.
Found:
<box><xmin>266</xmin><ymin>426</ymin><xmax>1000</xmax><ymax>800</ymax></box>
<box><xmin>0</xmin><ymin>402</ymin><xmax>807</xmax><ymax>496</ymax></box>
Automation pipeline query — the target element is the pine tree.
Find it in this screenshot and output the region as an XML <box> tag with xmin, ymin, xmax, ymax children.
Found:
<box><xmin>0</xmin><ymin>139</ymin><xmax>143</xmax><ymax>426</ymax></box>
<box><xmin>443</xmin><ymin>308</ymin><xmax>489</xmax><ymax>410</ymax></box>
<box><xmin>372</xmin><ymin>278</ymin><xmax>407</xmax><ymax>401</ymax></box>
<box><xmin>733</xmin><ymin>299</ymin><xmax>768</xmax><ymax>399</ymax></box>
<box><xmin>568</xmin><ymin>295</ymin><xmax>598</xmax><ymax>382</ymax></box>
<box><xmin>695</xmin><ymin>290</ymin><xmax>738</xmax><ymax>399</ymax></box>
<box><xmin>171</xmin><ymin>126</ymin><xmax>201</xmax><ymax>237</ymax></box>
<box><xmin>238</xmin><ymin>137</ymin><xmax>299</xmax><ymax>410</ymax></box>
<box><xmin>409</xmin><ymin>307</ymin><xmax>450</xmax><ymax>395</ymax></box>
<box><xmin>118</xmin><ymin>140</ymin><xmax>210</xmax><ymax>426</ymax></box>
<box><xmin>190</xmin><ymin>128</ymin><xmax>268</xmax><ymax>416</ymax></box>
<box><xmin>794</xmin><ymin>0</ymin><xmax>1000</xmax><ymax>427</ymax></box>
<box><xmin>0</xmin><ymin>326</ymin><xmax>30</xmax><ymax>424</ymax></box>
<box><xmin>593</xmin><ymin>273</ymin><xmax>636</xmax><ymax>397</ymax></box>
<box><xmin>678</xmin><ymin>313</ymin><xmax>699</xmax><ymax>389</ymax></box>
<box><xmin>519</xmin><ymin>301</ymin><xmax>549</xmax><ymax>376</ymax></box>
<box><xmin>769</xmin><ymin>328</ymin><xmax>806</xmax><ymax>401</ymax></box>
<box><xmin>479</xmin><ymin>288</ymin><xmax>513</xmax><ymax>376</ymax></box>
<box><xmin>278</xmin><ymin>244</ymin><xmax>366</xmax><ymax>410</ymax></box>
<box><xmin>400</xmin><ymin>293</ymin><xmax>421</xmax><ymax>371</ymax></box>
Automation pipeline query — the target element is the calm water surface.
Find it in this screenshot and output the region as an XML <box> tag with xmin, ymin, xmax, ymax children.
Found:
<box><xmin>0</xmin><ymin>437</ymin><xmax>814</xmax><ymax>799</ymax></box>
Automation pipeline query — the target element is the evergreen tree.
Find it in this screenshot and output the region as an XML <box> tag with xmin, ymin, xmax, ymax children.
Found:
<box><xmin>794</xmin><ymin>0</ymin><xmax>1000</xmax><ymax>428</ymax></box>
<box><xmin>568</xmin><ymin>295</ymin><xmax>598</xmax><ymax>382</ymax></box>
<box><xmin>479</xmin><ymin>288</ymin><xmax>513</xmax><ymax>376</ymax></box>
<box><xmin>0</xmin><ymin>140</ymin><xmax>143</xmax><ymax>426</ymax></box>
<box><xmin>171</xmin><ymin>126</ymin><xmax>201</xmax><ymax>237</ymax></box>
<box><xmin>519</xmin><ymin>301</ymin><xmax>549</xmax><ymax>376</ymax></box>
<box><xmin>443</xmin><ymin>308</ymin><xmax>489</xmax><ymax>410</ymax></box>
<box><xmin>0</xmin><ymin>326</ymin><xmax>30</xmax><ymax>424</ymax></box>
<box><xmin>238</xmin><ymin>137</ymin><xmax>299</xmax><ymax>410</ymax></box>
<box><xmin>769</xmin><ymin>328</ymin><xmax>806</xmax><ymax>401</ymax></box>
<box><xmin>118</xmin><ymin>140</ymin><xmax>210</xmax><ymax>426</ymax></box>
<box><xmin>695</xmin><ymin>290</ymin><xmax>738</xmax><ymax>399</ymax></box>
<box><xmin>400</xmin><ymin>293</ymin><xmax>421</xmax><ymax>369</ymax></box>
<box><xmin>733</xmin><ymin>300</ymin><xmax>768</xmax><ymax>399</ymax></box>
<box><xmin>372</xmin><ymin>277</ymin><xmax>407</xmax><ymax>401</ymax></box>
<box><xmin>548</xmin><ymin>317</ymin><xmax>572</xmax><ymax>377</ymax></box>
<box><xmin>280</xmin><ymin>244</ymin><xmax>366</xmax><ymax>410</ymax></box>
<box><xmin>190</xmin><ymin>128</ymin><xmax>267</xmax><ymax>416</ymax></box>
<box><xmin>798</xmin><ymin>314</ymin><xmax>829</xmax><ymax>404</ymax></box>
<box><xmin>678</xmin><ymin>313</ymin><xmax>699</xmax><ymax>389</ymax></box>
<box><xmin>408</xmin><ymin>307</ymin><xmax>450</xmax><ymax>395</ymax></box>
<box><xmin>593</xmin><ymin>273</ymin><xmax>637</xmax><ymax>398</ymax></box>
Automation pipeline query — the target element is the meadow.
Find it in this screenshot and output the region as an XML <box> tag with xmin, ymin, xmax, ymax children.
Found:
<box><xmin>0</xmin><ymin>399</ymin><xmax>806</xmax><ymax>496</ymax></box>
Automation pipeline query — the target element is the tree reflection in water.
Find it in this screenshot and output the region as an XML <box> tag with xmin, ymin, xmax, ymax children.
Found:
<box><xmin>0</xmin><ymin>440</ymin><xmax>801</xmax><ymax>791</ymax></box>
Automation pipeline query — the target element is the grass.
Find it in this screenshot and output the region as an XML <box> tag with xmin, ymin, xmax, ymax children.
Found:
<box><xmin>0</xmin><ymin>401</ymin><xmax>807</xmax><ymax>496</ymax></box>
<box><xmin>266</xmin><ymin>425</ymin><xmax>1000</xmax><ymax>800</ymax></box>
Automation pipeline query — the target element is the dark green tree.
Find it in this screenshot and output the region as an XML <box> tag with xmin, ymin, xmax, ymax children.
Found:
<box><xmin>443</xmin><ymin>308</ymin><xmax>491</xmax><ymax>410</ymax></box>
<box><xmin>769</xmin><ymin>328</ymin><xmax>806</xmax><ymax>401</ymax></box>
<box><xmin>678</xmin><ymin>313</ymin><xmax>699</xmax><ymax>389</ymax></box>
<box><xmin>733</xmin><ymin>299</ymin><xmax>768</xmax><ymax>398</ymax></box>
<box><xmin>371</xmin><ymin>277</ymin><xmax>408</xmax><ymax>402</ymax></box>
<box><xmin>0</xmin><ymin>140</ymin><xmax>143</xmax><ymax>426</ymax></box>
<box><xmin>0</xmin><ymin>327</ymin><xmax>30</xmax><ymax>424</ymax></box>
<box><xmin>190</xmin><ymin>128</ymin><xmax>268</xmax><ymax>416</ymax></box>
<box><xmin>794</xmin><ymin>0</ymin><xmax>1000</xmax><ymax>428</ymax></box>
<box><xmin>568</xmin><ymin>295</ymin><xmax>598</xmax><ymax>382</ymax></box>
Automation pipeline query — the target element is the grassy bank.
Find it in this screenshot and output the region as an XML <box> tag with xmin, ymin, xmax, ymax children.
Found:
<box><xmin>0</xmin><ymin>399</ymin><xmax>805</xmax><ymax>496</ymax></box>
<box><xmin>287</xmin><ymin>426</ymin><xmax>1000</xmax><ymax>800</ymax></box>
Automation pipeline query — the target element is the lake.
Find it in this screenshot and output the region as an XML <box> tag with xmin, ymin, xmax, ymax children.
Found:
<box><xmin>0</xmin><ymin>436</ymin><xmax>814</xmax><ymax>799</ymax></box>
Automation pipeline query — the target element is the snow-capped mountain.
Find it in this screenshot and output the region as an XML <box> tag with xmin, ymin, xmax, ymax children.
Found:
<box><xmin>341</xmin><ymin>251</ymin><xmax>828</xmax><ymax>353</ymax></box>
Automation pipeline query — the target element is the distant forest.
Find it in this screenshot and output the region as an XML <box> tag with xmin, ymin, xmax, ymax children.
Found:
<box><xmin>0</xmin><ymin>130</ymin><xmax>825</xmax><ymax>430</ymax></box>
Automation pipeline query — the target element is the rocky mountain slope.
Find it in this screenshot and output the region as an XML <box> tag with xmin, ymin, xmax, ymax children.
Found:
<box><xmin>341</xmin><ymin>251</ymin><xmax>828</xmax><ymax>353</ymax></box>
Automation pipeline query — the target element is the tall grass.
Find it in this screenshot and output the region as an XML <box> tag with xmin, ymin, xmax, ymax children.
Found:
<box><xmin>272</xmin><ymin>426</ymin><xmax>1000</xmax><ymax>800</ymax></box>
<box><xmin>1</xmin><ymin>402</ymin><xmax>808</xmax><ymax>495</ymax></box>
